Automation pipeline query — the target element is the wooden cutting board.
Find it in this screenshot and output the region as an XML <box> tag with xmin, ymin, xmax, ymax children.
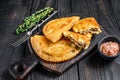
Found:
<box><xmin>26</xmin><ymin>12</ymin><xmax>108</xmax><ymax>74</ymax></box>
<box><xmin>27</xmin><ymin>30</ymin><xmax>107</xmax><ymax>74</ymax></box>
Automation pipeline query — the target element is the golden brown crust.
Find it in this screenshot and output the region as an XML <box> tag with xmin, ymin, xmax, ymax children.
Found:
<box><xmin>63</xmin><ymin>31</ymin><xmax>92</xmax><ymax>49</ymax></box>
<box><xmin>30</xmin><ymin>35</ymin><xmax>81</xmax><ymax>62</ymax></box>
<box><xmin>43</xmin><ymin>16</ymin><xmax>80</xmax><ymax>43</ymax></box>
<box><xmin>72</xmin><ymin>17</ymin><xmax>101</xmax><ymax>34</ymax></box>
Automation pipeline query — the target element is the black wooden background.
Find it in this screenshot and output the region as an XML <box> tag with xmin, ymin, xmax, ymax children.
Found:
<box><xmin>0</xmin><ymin>0</ymin><xmax>120</xmax><ymax>80</ymax></box>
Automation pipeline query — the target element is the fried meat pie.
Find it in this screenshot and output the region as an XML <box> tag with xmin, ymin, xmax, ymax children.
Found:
<box><xmin>43</xmin><ymin>16</ymin><xmax>80</xmax><ymax>43</ymax></box>
<box><xmin>63</xmin><ymin>31</ymin><xmax>92</xmax><ymax>49</ymax></box>
<box><xmin>72</xmin><ymin>17</ymin><xmax>101</xmax><ymax>34</ymax></box>
<box><xmin>30</xmin><ymin>35</ymin><xmax>82</xmax><ymax>62</ymax></box>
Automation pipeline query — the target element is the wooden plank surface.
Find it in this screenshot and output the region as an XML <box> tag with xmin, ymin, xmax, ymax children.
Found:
<box><xmin>0</xmin><ymin>0</ymin><xmax>120</xmax><ymax>80</ymax></box>
<box><xmin>77</xmin><ymin>0</ymin><xmax>120</xmax><ymax>80</ymax></box>
<box><xmin>0</xmin><ymin>0</ymin><xmax>32</xmax><ymax>80</ymax></box>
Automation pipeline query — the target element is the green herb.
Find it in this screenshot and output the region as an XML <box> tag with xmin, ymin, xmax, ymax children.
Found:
<box><xmin>16</xmin><ymin>7</ymin><xmax>54</xmax><ymax>35</ymax></box>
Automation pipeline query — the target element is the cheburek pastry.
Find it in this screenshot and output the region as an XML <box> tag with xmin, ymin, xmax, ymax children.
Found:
<box><xmin>72</xmin><ymin>17</ymin><xmax>101</xmax><ymax>34</ymax></box>
<box><xmin>43</xmin><ymin>16</ymin><xmax>80</xmax><ymax>43</ymax></box>
<box><xmin>30</xmin><ymin>35</ymin><xmax>82</xmax><ymax>62</ymax></box>
<box><xmin>63</xmin><ymin>31</ymin><xmax>92</xmax><ymax>49</ymax></box>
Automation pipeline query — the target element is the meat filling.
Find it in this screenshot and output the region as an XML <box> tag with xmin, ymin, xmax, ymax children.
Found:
<box><xmin>66</xmin><ymin>36</ymin><xmax>85</xmax><ymax>49</ymax></box>
<box><xmin>90</xmin><ymin>28</ymin><xmax>98</xmax><ymax>31</ymax></box>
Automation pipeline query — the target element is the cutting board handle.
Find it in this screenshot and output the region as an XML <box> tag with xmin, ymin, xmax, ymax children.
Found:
<box><xmin>9</xmin><ymin>54</ymin><xmax>38</xmax><ymax>80</ymax></box>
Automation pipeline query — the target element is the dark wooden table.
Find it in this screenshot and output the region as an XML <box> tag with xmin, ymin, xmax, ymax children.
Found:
<box><xmin>0</xmin><ymin>0</ymin><xmax>120</xmax><ymax>80</ymax></box>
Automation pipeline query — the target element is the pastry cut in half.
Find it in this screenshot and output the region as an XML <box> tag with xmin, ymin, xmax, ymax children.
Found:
<box><xmin>30</xmin><ymin>35</ymin><xmax>82</xmax><ymax>62</ymax></box>
<box><xmin>72</xmin><ymin>17</ymin><xmax>101</xmax><ymax>34</ymax></box>
<box><xmin>43</xmin><ymin>16</ymin><xmax>80</xmax><ymax>43</ymax></box>
<box><xmin>63</xmin><ymin>31</ymin><xmax>92</xmax><ymax>49</ymax></box>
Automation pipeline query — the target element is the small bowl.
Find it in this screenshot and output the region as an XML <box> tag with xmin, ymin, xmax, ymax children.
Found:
<box><xmin>98</xmin><ymin>35</ymin><xmax>120</xmax><ymax>60</ymax></box>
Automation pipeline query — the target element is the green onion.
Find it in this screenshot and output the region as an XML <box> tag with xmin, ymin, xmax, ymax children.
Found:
<box><xmin>15</xmin><ymin>7</ymin><xmax>54</xmax><ymax>35</ymax></box>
